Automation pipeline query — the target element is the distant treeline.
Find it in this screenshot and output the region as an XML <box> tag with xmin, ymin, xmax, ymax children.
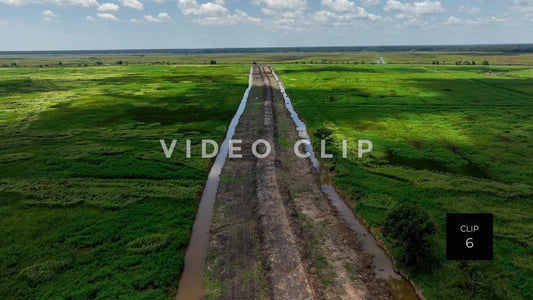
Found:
<box><xmin>2</xmin><ymin>44</ymin><xmax>533</xmax><ymax>55</ymax></box>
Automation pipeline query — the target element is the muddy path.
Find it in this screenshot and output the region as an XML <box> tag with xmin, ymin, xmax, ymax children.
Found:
<box><xmin>186</xmin><ymin>65</ymin><xmax>393</xmax><ymax>299</ymax></box>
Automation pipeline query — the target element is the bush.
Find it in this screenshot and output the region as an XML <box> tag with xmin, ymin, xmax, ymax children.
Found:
<box><xmin>19</xmin><ymin>259</ymin><xmax>68</xmax><ymax>284</ymax></box>
<box><xmin>126</xmin><ymin>234</ymin><xmax>169</xmax><ymax>254</ymax></box>
<box><xmin>314</xmin><ymin>127</ymin><xmax>334</xmax><ymax>141</ymax></box>
<box><xmin>383</xmin><ymin>205</ymin><xmax>436</xmax><ymax>269</ymax></box>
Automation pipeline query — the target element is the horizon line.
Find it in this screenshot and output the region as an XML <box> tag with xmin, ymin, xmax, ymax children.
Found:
<box><xmin>1</xmin><ymin>43</ymin><xmax>532</xmax><ymax>54</ymax></box>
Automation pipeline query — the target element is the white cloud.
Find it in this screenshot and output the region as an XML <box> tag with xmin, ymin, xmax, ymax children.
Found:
<box><xmin>50</xmin><ymin>0</ymin><xmax>99</xmax><ymax>7</ymax></box>
<box><xmin>252</xmin><ymin>0</ymin><xmax>381</xmax><ymax>31</ymax></box>
<box><xmin>193</xmin><ymin>9</ymin><xmax>260</xmax><ymax>25</ymax></box>
<box><xmin>0</xmin><ymin>0</ymin><xmax>99</xmax><ymax>5</ymax></box>
<box><xmin>445</xmin><ymin>15</ymin><xmax>462</xmax><ymax>25</ymax></box>
<box><xmin>359</xmin><ymin>0</ymin><xmax>380</xmax><ymax>5</ymax></box>
<box><xmin>42</xmin><ymin>9</ymin><xmax>58</xmax><ymax>22</ymax></box>
<box><xmin>86</xmin><ymin>15</ymin><xmax>95</xmax><ymax>21</ymax></box>
<box><xmin>97</xmin><ymin>12</ymin><xmax>119</xmax><ymax>21</ymax></box>
<box><xmin>43</xmin><ymin>9</ymin><xmax>55</xmax><ymax>17</ymax></box>
<box><xmin>253</xmin><ymin>0</ymin><xmax>308</xmax><ymax>11</ymax></box>
<box><xmin>120</xmin><ymin>0</ymin><xmax>142</xmax><ymax>10</ymax></box>
<box><xmin>97</xmin><ymin>2</ymin><xmax>119</xmax><ymax>11</ymax></box>
<box><xmin>312</xmin><ymin>9</ymin><xmax>379</xmax><ymax>25</ymax></box>
<box><xmin>320</xmin><ymin>0</ymin><xmax>379</xmax><ymax>20</ymax></box>
<box><xmin>401</xmin><ymin>17</ymin><xmax>427</xmax><ymax>27</ymax></box>
<box><xmin>253</xmin><ymin>0</ymin><xmax>308</xmax><ymax>30</ymax></box>
<box><xmin>322</xmin><ymin>0</ymin><xmax>356</xmax><ymax>12</ymax></box>
<box><xmin>384</xmin><ymin>0</ymin><xmax>444</xmax><ymax>18</ymax></box>
<box><xmin>178</xmin><ymin>0</ymin><xmax>228</xmax><ymax>16</ymax></box>
<box><xmin>458</xmin><ymin>5</ymin><xmax>480</xmax><ymax>14</ymax></box>
<box><xmin>466</xmin><ymin>15</ymin><xmax>507</xmax><ymax>25</ymax></box>
<box><xmin>0</xmin><ymin>0</ymin><xmax>40</xmax><ymax>5</ymax></box>
<box><xmin>177</xmin><ymin>0</ymin><xmax>259</xmax><ymax>25</ymax></box>
<box><xmin>254</xmin><ymin>0</ymin><xmax>308</xmax><ymax>18</ymax></box>
<box><xmin>144</xmin><ymin>12</ymin><xmax>172</xmax><ymax>22</ymax></box>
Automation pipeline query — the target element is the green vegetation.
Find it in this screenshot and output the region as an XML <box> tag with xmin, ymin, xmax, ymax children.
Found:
<box><xmin>0</xmin><ymin>64</ymin><xmax>249</xmax><ymax>298</ymax></box>
<box><xmin>313</xmin><ymin>127</ymin><xmax>334</xmax><ymax>141</ymax></box>
<box><xmin>276</xmin><ymin>63</ymin><xmax>533</xmax><ymax>299</ymax></box>
<box><xmin>2</xmin><ymin>46</ymin><xmax>533</xmax><ymax>68</ymax></box>
<box><xmin>384</xmin><ymin>205</ymin><xmax>436</xmax><ymax>269</ymax></box>
<box><xmin>1</xmin><ymin>50</ymin><xmax>532</xmax><ymax>299</ymax></box>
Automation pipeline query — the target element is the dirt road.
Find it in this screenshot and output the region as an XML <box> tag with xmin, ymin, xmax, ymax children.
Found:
<box><xmin>202</xmin><ymin>65</ymin><xmax>392</xmax><ymax>299</ymax></box>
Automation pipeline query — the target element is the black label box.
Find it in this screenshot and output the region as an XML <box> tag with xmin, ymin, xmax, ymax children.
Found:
<box><xmin>446</xmin><ymin>213</ymin><xmax>493</xmax><ymax>260</ymax></box>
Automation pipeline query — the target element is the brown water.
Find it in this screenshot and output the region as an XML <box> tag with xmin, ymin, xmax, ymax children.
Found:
<box><xmin>175</xmin><ymin>67</ymin><xmax>253</xmax><ymax>300</ymax></box>
<box><xmin>176</xmin><ymin>66</ymin><xmax>421</xmax><ymax>300</ymax></box>
<box><xmin>271</xmin><ymin>69</ymin><xmax>421</xmax><ymax>300</ymax></box>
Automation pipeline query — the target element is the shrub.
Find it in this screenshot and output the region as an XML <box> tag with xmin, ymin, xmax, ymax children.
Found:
<box><xmin>19</xmin><ymin>259</ymin><xmax>68</xmax><ymax>284</ymax></box>
<box><xmin>383</xmin><ymin>205</ymin><xmax>436</xmax><ymax>270</ymax></box>
<box><xmin>126</xmin><ymin>234</ymin><xmax>169</xmax><ymax>254</ymax></box>
<box><xmin>314</xmin><ymin>127</ymin><xmax>334</xmax><ymax>141</ymax></box>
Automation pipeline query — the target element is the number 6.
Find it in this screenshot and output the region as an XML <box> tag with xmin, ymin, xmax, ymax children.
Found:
<box><xmin>466</xmin><ymin>238</ymin><xmax>474</xmax><ymax>248</ymax></box>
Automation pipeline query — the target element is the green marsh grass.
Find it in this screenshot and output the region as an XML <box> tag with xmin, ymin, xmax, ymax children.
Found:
<box><xmin>0</xmin><ymin>64</ymin><xmax>249</xmax><ymax>299</ymax></box>
<box><xmin>1</xmin><ymin>53</ymin><xmax>531</xmax><ymax>299</ymax></box>
<box><xmin>276</xmin><ymin>64</ymin><xmax>533</xmax><ymax>299</ymax></box>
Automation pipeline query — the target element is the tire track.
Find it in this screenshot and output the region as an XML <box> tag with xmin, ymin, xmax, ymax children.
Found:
<box><xmin>255</xmin><ymin>65</ymin><xmax>315</xmax><ymax>299</ymax></box>
<box><xmin>195</xmin><ymin>65</ymin><xmax>395</xmax><ymax>299</ymax></box>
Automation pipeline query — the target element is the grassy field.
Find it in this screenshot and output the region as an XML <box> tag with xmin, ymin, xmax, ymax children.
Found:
<box><xmin>275</xmin><ymin>64</ymin><xmax>533</xmax><ymax>299</ymax></box>
<box><xmin>1</xmin><ymin>51</ymin><xmax>532</xmax><ymax>68</ymax></box>
<box><xmin>0</xmin><ymin>64</ymin><xmax>249</xmax><ymax>299</ymax></box>
<box><xmin>1</xmin><ymin>51</ymin><xmax>532</xmax><ymax>299</ymax></box>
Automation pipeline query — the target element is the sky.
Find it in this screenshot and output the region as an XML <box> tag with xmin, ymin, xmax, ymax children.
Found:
<box><xmin>0</xmin><ymin>0</ymin><xmax>532</xmax><ymax>50</ymax></box>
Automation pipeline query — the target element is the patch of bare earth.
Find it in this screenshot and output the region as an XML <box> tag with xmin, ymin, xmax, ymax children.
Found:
<box><xmin>204</xmin><ymin>65</ymin><xmax>391</xmax><ymax>299</ymax></box>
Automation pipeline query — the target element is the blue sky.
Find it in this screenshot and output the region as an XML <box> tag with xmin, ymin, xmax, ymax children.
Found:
<box><xmin>0</xmin><ymin>0</ymin><xmax>532</xmax><ymax>50</ymax></box>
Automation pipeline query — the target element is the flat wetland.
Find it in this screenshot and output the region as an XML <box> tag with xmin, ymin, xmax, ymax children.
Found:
<box><xmin>0</xmin><ymin>48</ymin><xmax>531</xmax><ymax>299</ymax></box>
<box><xmin>0</xmin><ymin>63</ymin><xmax>249</xmax><ymax>299</ymax></box>
<box><xmin>275</xmin><ymin>63</ymin><xmax>533</xmax><ymax>299</ymax></box>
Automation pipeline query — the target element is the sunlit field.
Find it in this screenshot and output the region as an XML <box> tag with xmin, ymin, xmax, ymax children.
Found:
<box><xmin>0</xmin><ymin>50</ymin><xmax>532</xmax><ymax>299</ymax></box>
<box><xmin>2</xmin><ymin>49</ymin><xmax>532</xmax><ymax>68</ymax></box>
<box><xmin>0</xmin><ymin>64</ymin><xmax>248</xmax><ymax>299</ymax></box>
<box><xmin>276</xmin><ymin>64</ymin><xmax>533</xmax><ymax>299</ymax></box>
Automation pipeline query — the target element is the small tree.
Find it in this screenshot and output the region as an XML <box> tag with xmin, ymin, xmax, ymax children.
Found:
<box><xmin>314</xmin><ymin>127</ymin><xmax>333</xmax><ymax>141</ymax></box>
<box><xmin>383</xmin><ymin>205</ymin><xmax>436</xmax><ymax>269</ymax></box>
